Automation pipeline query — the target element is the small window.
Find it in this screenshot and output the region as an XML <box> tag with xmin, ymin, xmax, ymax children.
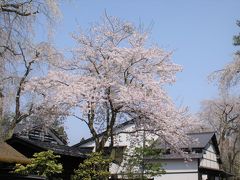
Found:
<box><xmin>163</xmin><ymin>149</ymin><xmax>171</xmax><ymax>154</ymax></box>
<box><xmin>193</xmin><ymin>148</ymin><xmax>203</xmax><ymax>153</ymax></box>
<box><xmin>111</xmin><ymin>147</ymin><xmax>125</xmax><ymax>164</ymax></box>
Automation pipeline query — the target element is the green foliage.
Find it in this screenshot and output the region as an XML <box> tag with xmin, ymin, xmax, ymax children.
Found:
<box><xmin>14</xmin><ymin>150</ymin><xmax>63</xmax><ymax>179</ymax></box>
<box><xmin>122</xmin><ymin>145</ymin><xmax>165</xmax><ymax>179</ymax></box>
<box><xmin>233</xmin><ymin>20</ymin><xmax>240</xmax><ymax>46</ymax></box>
<box><xmin>72</xmin><ymin>152</ymin><xmax>112</xmax><ymax>180</ymax></box>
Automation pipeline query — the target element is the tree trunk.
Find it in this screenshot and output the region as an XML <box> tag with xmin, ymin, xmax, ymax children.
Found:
<box><xmin>0</xmin><ymin>114</ymin><xmax>15</xmax><ymax>142</ymax></box>
<box><xmin>0</xmin><ymin>60</ymin><xmax>5</xmax><ymax>142</ymax></box>
<box><xmin>0</xmin><ymin>89</ymin><xmax>3</xmax><ymax>120</ymax></box>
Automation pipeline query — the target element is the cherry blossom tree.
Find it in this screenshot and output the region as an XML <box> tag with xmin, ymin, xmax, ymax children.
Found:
<box><xmin>211</xmin><ymin>54</ymin><xmax>240</xmax><ymax>92</ymax></box>
<box><xmin>27</xmin><ymin>15</ymin><xmax>195</xmax><ymax>152</ymax></box>
<box><xmin>199</xmin><ymin>96</ymin><xmax>240</xmax><ymax>174</ymax></box>
<box><xmin>0</xmin><ymin>0</ymin><xmax>62</xmax><ymax>141</ymax></box>
<box><xmin>210</xmin><ymin>20</ymin><xmax>240</xmax><ymax>92</ymax></box>
<box><xmin>205</xmin><ymin>21</ymin><xmax>240</xmax><ymax>177</ymax></box>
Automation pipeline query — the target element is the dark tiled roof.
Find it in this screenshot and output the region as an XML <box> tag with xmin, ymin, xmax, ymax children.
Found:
<box><xmin>154</xmin><ymin>131</ymin><xmax>216</xmax><ymax>150</ymax></box>
<box><xmin>187</xmin><ymin>132</ymin><xmax>215</xmax><ymax>148</ymax></box>
<box><xmin>76</xmin><ymin>147</ymin><xmax>94</xmax><ymax>154</ymax></box>
<box><xmin>153</xmin><ymin>131</ymin><xmax>220</xmax><ymax>160</ymax></box>
<box><xmin>12</xmin><ymin>136</ymin><xmax>86</xmax><ymax>158</ymax></box>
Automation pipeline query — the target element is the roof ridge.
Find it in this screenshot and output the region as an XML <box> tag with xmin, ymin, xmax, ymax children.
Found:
<box><xmin>187</xmin><ymin>131</ymin><xmax>216</xmax><ymax>135</ymax></box>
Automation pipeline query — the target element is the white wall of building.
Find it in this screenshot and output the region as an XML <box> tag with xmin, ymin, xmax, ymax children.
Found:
<box><xmin>200</xmin><ymin>142</ymin><xmax>220</xmax><ymax>170</ymax></box>
<box><xmin>155</xmin><ymin>173</ymin><xmax>198</xmax><ymax>180</ymax></box>
<box><xmin>78</xmin><ymin>123</ymin><xmax>138</xmax><ymax>148</ymax></box>
<box><xmin>162</xmin><ymin>159</ymin><xmax>198</xmax><ymax>173</ymax></box>
<box><xmin>154</xmin><ymin>159</ymin><xmax>198</xmax><ymax>180</ymax></box>
<box><xmin>78</xmin><ymin>122</ymin><xmax>159</xmax><ymax>175</ymax></box>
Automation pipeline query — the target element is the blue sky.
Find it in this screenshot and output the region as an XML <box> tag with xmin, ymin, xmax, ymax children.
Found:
<box><xmin>47</xmin><ymin>0</ymin><xmax>240</xmax><ymax>145</ymax></box>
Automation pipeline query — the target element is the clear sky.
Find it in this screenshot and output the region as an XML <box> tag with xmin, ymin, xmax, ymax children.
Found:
<box><xmin>46</xmin><ymin>0</ymin><xmax>240</xmax><ymax>145</ymax></box>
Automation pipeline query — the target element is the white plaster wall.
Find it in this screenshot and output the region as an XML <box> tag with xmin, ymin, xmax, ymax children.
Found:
<box><xmin>78</xmin><ymin>123</ymin><xmax>137</xmax><ymax>148</ymax></box>
<box><xmin>200</xmin><ymin>143</ymin><xmax>220</xmax><ymax>170</ymax></box>
<box><xmin>78</xmin><ymin>123</ymin><xmax>157</xmax><ymax>149</ymax></box>
<box><xmin>78</xmin><ymin>123</ymin><xmax>159</xmax><ymax>175</ymax></box>
<box><xmin>161</xmin><ymin>159</ymin><xmax>198</xmax><ymax>173</ymax></box>
<box><xmin>111</xmin><ymin>159</ymin><xmax>199</xmax><ymax>179</ymax></box>
<box><xmin>153</xmin><ymin>159</ymin><xmax>198</xmax><ymax>180</ymax></box>
<box><xmin>109</xmin><ymin>123</ymin><xmax>158</xmax><ymax>174</ymax></box>
<box><xmin>202</xmin><ymin>174</ymin><xmax>208</xmax><ymax>180</ymax></box>
<box><xmin>154</xmin><ymin>173</ymin><xmax>198</xmax><ymax>180</ymax></box>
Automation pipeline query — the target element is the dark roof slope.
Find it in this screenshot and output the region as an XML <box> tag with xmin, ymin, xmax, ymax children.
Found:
<box><xmin>151</xmin><ymin>132</ymin><xmax>220</xmax><ymax>161</ymax></box>
<box><xmin>152</xmin><ymin>131</ymin><xmax>221</xmax><ymax>161</ymax></box>
<box><xmin>187</xmin><ymin>131</ymin><xmax>220</xmax><ymax>155</ymax></box>
<box><xmin>9</xmin><ymin>135</ymin><xmax>86</xmax><ymax>158</ymax></box>
<box><xmin>187</xmin><ymin>132</ymin><xmax>215</xmax><ymax>148</ymax></box>
<box><xmin>153</xmin><ymin>131</ymin><xmax>217</xmax><ymax>150</ymax></box>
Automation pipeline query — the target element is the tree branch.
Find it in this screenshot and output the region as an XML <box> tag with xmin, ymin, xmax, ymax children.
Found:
<box><xmin>12</xmin><ymin>44</ymin><xmax>35</xmax><ymax>128</ymax></box>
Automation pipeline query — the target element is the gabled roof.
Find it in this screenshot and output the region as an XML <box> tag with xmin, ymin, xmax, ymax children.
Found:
<box><xmin>0</xmin><ymin>142</ymin><xmax>30</xmax><ymax>164</ymax></box>
<box><xmin>188</xmin><ymin>131</ymin><xmax>220</xmax><ymax>155</ymax></box>
<box><xmin>154</xmin><ymin>131</ymin><xmax>218</xmax><ymax>150</ymax></box>
<box><xmin>153</xmin><ymin>131</ymin><xmax>221</xmax><ymax>161</ymax></box>
<box><xmin>187</xmin><ymin>132</ymin><xmax>216</xmax><ymax>148</ymax></box>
